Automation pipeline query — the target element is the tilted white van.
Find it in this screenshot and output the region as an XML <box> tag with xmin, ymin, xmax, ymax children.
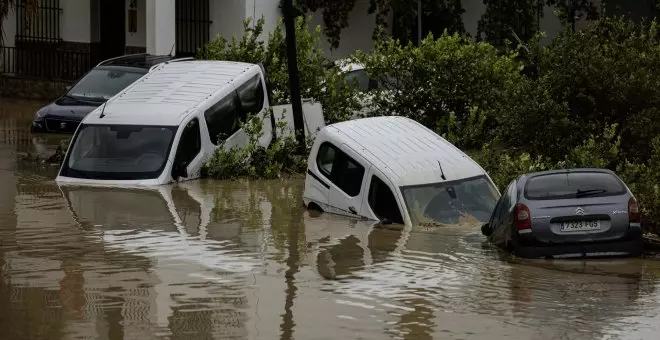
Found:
<box><xmin>56</xmin><ymin>60</ymin><xmax>324</xmax><ymax>186</ymax></box>
<box><xmin>303</xmin><ymin>116</ymin><xmax>502</xmax><ymax>227</ymax></box>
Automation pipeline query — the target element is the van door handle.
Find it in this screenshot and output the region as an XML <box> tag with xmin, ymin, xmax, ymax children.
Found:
<box><xmin>349</xmin><ymin>206</ymin><xmax>357</xmax><ymax>214</ymax></box>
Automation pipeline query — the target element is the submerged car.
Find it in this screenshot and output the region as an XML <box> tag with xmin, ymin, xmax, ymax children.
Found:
<box><xmin>481</xmin><ymin>168</ymin><xmax>643</xmax><ymax>259</ymax></box>
<box><xmin>31</xmin><ymin>53</ymin><xmax>189</xmax><ymax>134</ymax></box>
<box><xmin>303</xmin><ymin>115</ymin><xmax>501</xmax><ymax>227</ymax></box>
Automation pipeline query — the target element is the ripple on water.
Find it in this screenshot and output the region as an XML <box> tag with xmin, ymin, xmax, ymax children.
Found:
<box><xmin>308</xmin><ymin>223</ymin><xmax>660</xmax><ymax>339</ymax></box>
<box><xmin>98</xmin><ymin>229</ymin><xmax>263</xmax><ymax>274</ymax></box>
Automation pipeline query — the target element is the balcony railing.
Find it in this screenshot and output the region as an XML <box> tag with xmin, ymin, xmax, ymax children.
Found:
<box><xmin>0</xmin><ymin>46</ymin><xmax>91</xmax><ymax>81</ymax></box>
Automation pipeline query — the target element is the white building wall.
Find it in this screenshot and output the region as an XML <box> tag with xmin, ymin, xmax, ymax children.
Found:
<box><xmin>1</xmin><ymin>7</ymin><xmax>17</xmax><ymax>47</ymax></box>
<box><xmin>246</xmin><ymin>0</ymin><xmax>282</xmax><ymax>43</ymax></box>
<box><xmin>146</xmin><ymin>0</ymin><xmax>175</xmax><ymax>55</ymax></box>
<box><xmin>209</xmin><ymin>0</ymin><xmax>246</xmax><ymax>42</ymax></box>
<box><xmin>539</xmin><ymin>5</ymin><xmax>564</xmax><ymax>44</ymax></box>
<box><xmin>60</xmin><ymin>0</ymin><xmax>91</xmax><ymax>43</ymax></box>
<box><xmin>309</xmin><ymin>0</ymin><xmax>389</xmax><ymax>60</ymax></box>
<box><xmin>462</xmin><ymin>0</ymin><xmax>487</xmax><ymax>38</ymax></box>
<box><xmin>126</xmin><ymin>0</ymin><xmax>147</xmax><ymax>48</ymax></box>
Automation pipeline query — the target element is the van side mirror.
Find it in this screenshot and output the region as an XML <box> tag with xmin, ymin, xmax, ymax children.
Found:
<box><xmin>173</xmin><ymin>161</ymin><xmax>188</xmax><ymax>180</ymax></box>
<box><xmin>481</xmin><ymin>223</ymin><xmax>492</xmax><ymax>237</ymax></box>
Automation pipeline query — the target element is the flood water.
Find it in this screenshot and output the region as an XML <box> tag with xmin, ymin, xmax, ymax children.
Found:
<box><xmin>1</xmin><ymin>98</ymin><xmax>660</xmax><ymax>340</ymax></box>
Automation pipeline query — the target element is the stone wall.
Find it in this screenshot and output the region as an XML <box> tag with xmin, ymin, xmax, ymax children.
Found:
<box><xmin>0</xmin><ymin>75</ymin><xmax>70</xmax><ymax>101</ymax></box>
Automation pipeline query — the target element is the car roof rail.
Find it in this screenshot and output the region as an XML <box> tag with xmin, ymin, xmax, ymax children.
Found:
<box><xmin>148</xmin><ymin>57</ymin><xmax>195</xmax><ymax>72</ymax></box>
<box><xmin>96</xmin><ymin>53</ymin><xmax>149</xmax><ymax>67</ymax></box>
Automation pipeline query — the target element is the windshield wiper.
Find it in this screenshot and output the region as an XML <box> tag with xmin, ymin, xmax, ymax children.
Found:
<box><xmin>61</xmin><ymin>94</ymin><xmax>79</xmax><ymax>102</ymax></box>
<box><xmin>576</xmin><ymin>189</ymin><xmax>607</xmax><ymax>198</ymax></box>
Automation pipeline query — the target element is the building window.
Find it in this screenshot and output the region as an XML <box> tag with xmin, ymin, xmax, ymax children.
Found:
<box><xmin>204</xmin><ymin>92</ymin><xmax>244</xmax><ymax>145</ymax></box>
<box><xmin>368</xmin><ymin>175</ymin><xmax>403</xmax><ymax>224</ymax></box>
<box><xmin>315</xmin><ymin>142</ymin><xmax>365</xmax><ymax>197</ymax></box>
<box><xmin>128</xmin><ymin>0</ymin><xmax>138</xmax><ymax>33</ymax></box>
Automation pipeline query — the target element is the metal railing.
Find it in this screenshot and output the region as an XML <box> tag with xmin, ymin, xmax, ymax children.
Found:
<box><xmin>16</xmin><ymin>0</ymin><xmax>62</xmax><ymax>43</ymax></box>
<box><xmin>0</xmin><ymin>46</ymin><xmax>91</xmax><ymax>81</ymax></box>
<box><xmin>175</xmin><ymin>0</ymin><xmax>212</xmax><ymax>57</ymax></box>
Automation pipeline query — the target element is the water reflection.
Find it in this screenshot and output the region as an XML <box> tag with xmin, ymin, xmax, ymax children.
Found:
<box><xmin>2</xmin><ymin>98</ymin><xmax>660</xmax><ymax>340</ymax></box>
<box><xmin>304</xmin><ymin>218</ymin><xmax>660</xmax><ymax>340</ymax></box>
<box><xmin>59</xmin><ymin>182</ymin><xmax>263</xmax><ymax>339</ymax></box>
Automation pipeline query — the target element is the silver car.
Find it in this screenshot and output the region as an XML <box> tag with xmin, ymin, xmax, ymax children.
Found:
<box><xmin>481</xmin><ymin>168</ymin><xmax>643</xmax><ymax>259</ymax></box>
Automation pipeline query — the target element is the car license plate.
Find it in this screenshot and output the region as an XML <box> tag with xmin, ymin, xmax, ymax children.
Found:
<box><xmin>560</xmin><ymin>220</ymin><xmax>601</xmax><ymax>232</ymax></box>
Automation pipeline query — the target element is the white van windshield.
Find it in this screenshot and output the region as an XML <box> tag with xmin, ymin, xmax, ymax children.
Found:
<box><xmin>402</xmin><ymin>176</ymin><xmax>500</xmax><ymax>227</ymax></box>
<box><xmin>61</xmin><ymin>124</ymin><xmax>177</xmax><ymax>180</ymax></box>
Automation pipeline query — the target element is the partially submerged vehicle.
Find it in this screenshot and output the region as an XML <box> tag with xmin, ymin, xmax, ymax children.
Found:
<box><xmin>302</xmin><ymin>116</ymin><xmax>501</xmax><ymax>227</ymax></box>
<box><xmin>56</xmin><ymin>60</ymin><xmax>324</xmax><ymax>186</ymax></box>
<box><xmin>481</xmin><ymin>168</ymin><xmax>644</xmax><ymax>259</ymax></box>
<box><xmin>31</xmin><ymin>53</ymin><xmax>189</xmax><ymax>134</ymax></box>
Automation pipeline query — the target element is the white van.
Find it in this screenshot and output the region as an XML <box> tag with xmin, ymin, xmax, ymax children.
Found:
<box><xmin>56</xmin><ymin>60</ymin><xmax>323</xmax><ymax>186</ymax></box>
<box><xmin>303</xmin><ymin>116</ymin><xmax>501</xmax><ymax>227</ymax></box>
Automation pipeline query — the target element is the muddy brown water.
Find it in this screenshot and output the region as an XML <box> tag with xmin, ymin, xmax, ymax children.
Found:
<box><xmin>1</xmin><ymin>98</ymin><xmax>660</xmax><ymax>340</ymax></box>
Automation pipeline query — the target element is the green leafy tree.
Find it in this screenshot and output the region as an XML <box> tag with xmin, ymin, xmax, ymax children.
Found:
<box><xmin>368</xmin><ymin>0</ymin><xmax>465</xmax><ymax>44</ymax></box>
<box><xmin>477</xmin><ymin>0</ymin><xmax>599</xmax><ymax>48</ymax></box>
<box><xmin>282</xmin><ymin>0</ymin><xmax>465</xmax><ymax>50</ymax></box>
<box><xmin>200</xmin><ymin>16</ymin><xmax>361</xmax><ymax>123</ymax></box>
<box><xmin>354</xmin><ymin>31</ymin><xmax>525</xmax><ymax>150</ymax></box>
<box><xmin>477</xmin><ymin>0</ymin><xmax>544</xmax><ymax>48</ymax></box>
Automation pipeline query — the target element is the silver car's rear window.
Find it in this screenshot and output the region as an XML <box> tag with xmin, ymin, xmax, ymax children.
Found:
<box><xmin>524</xmin><ymin>172</ymin><xmax>626</xmax><ymax>200</ymax></box>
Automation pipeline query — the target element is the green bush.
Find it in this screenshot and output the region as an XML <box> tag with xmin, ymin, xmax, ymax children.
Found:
<box><xmin>202</xmin><ymin>110</ymin><xmax>311</xmax><ymax>180</ymax></box>
<box><xmin>200</xmin><ymin>16</ymin><xmax>361</xmax><ymax>124</ymax></box>
<box><xmin>498</xmin><ymin>17</ymin><xmax>660</xmax><ymax>162</ymax></box>
<box><xmin>353</xmin><ymin>32</ymin><xmax>527</xmax><ymax>150</ymax></box>
<box><xmin>617</xmin><ymin>137</ymin><xmax>660</xmax><ymax>235</ymax></box>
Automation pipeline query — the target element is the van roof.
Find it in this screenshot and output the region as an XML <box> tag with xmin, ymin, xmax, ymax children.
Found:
<box><xmin>322</xmin><ymin>116</ymin><xmax>487</xmax><ymax>187</ymax></box>
<box><xmin>81</xmin><ymin>60</ymin><xmax>260</xmax><ymax>126</ymax></box>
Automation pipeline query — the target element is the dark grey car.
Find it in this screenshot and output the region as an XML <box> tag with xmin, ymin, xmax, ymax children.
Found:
<box><xmin>481</xmin><ymin>168</ymin><xmax>643</xmax><ymax>259</ymax></box>
<box><xmin>31</xmin><ymin>54</ymin><xmax>189</xmax><ymax>134</ymax></box>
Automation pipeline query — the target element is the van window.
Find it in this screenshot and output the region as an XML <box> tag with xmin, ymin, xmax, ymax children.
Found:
<box><xmin>172</xmin><ymin>118</ymin><xmax>201</xmax><ymax>177</ymax></box>
<box><xmin>368</xmin><ymin>175</ymin><xmax>403</xmax><ymax>224</ymax></box>
<box><xmin>317</xmin><ymin>143</ymin><xmax>336</xmax><ymax>176</ymax></box>
<box><xmin>61</xmin><ymin>124</ymin><xmax>177</xmax><ymax>180</ymax></box>
<box><xmin>236</xmin><ymin>74</ymin><xmax>265</xmax><ymax>115</ymax></box>
<box><xmin>315</xmin><ymin>142</ymin><xmax>365</xmax><ymax>197</ymax></box>
<box><xmin>204</xmin><ymin>92</ymin><xmax>244</xmax><ymax>145</ymax></box>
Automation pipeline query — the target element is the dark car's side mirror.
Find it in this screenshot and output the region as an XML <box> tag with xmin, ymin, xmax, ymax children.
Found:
<box><xmin>481</xmin><ymin>223</ymin><xmax>492</xmax><ymax>237</ymax></box>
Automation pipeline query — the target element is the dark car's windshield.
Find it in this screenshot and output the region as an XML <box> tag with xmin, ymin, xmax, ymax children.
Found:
<box><xmin>524</xmin><ymin>172</ymin><xmax>627</xmax><ymax>200</ymax></box>
<box><xmin>60</xmin><ymin>124</ymin><xmax>177</xmax><ymax>180</ymax></box>
<box><xmin>68</xmin><ymin>68</ymin><xmax>145</xmax><ymax>101</ymax></box>
<box><xmin>402</xmin><ymin>176</ymin><xmax>500</xmax><ymax>227</ymax></box>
